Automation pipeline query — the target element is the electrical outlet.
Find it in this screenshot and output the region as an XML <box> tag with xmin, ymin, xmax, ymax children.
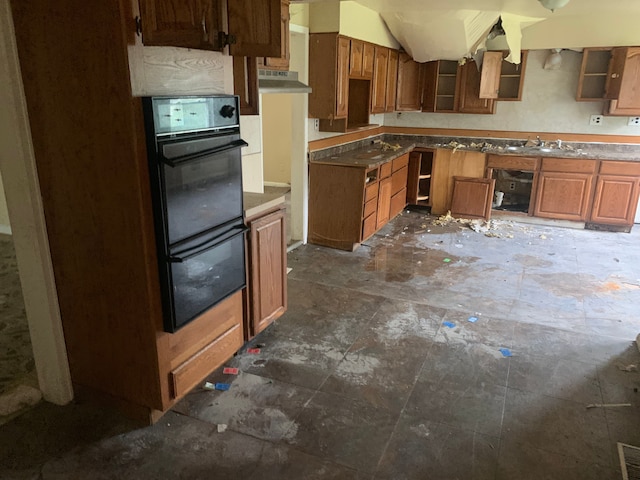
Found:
<box><xmin>509</xmin><ymin>182</ymin><xmax>516</xmax><ymax>190</ymax></box>
<box><xmin>313</xmin><ymin>118</ymin><xmax>319</xmax><ymax>131</ymax></box>
<box><xmin>590</xmin><ymin>115</ymin><xmax>604</xmax><ymax>126</ymax></box>
<box><xmin>628</xmin><ymin>117</ymin><xmax>640</xmax><ymax>126</ymax></box>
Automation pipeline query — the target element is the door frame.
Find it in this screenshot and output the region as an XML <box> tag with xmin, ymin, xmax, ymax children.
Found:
<box><xmin>0</xmin><ymin>0</ymin><xmax>73</xmax><ymax>405</ymax></box>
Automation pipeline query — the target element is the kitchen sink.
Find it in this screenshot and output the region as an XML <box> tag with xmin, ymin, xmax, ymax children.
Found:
<box><xmin>355</xmin><ymin>150</ymin><xmax>384</xmax><ymax>160</ymax></box>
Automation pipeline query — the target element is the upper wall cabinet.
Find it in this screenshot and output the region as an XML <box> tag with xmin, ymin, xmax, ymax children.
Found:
<box><xmin>138</xmin><ymin>0</ymin><xmax>283</xmax><ymax>57</ymax></box>
<box><xmin>371</xmin><ymin>46</ymin><xmax>389</xmax><ymax>114</ymax></box>
<box><xmin>458</xmin><ymin>58</ymin><xmax>496</xmax><ymax>114</ymax></box>
<box><xmin>385</xmin><ymin>50</ymin><xmax>399</xmax><ymax>113</ymax></box>
<box><xmin>138</xmin><ymin>0</ymin><xmax>224</xmax><ymax>50</ymax></box>
<box><xmin>257</xmin><ymin>0</ymin><xmax>290</xmax><ymax>70</ymax></box>
<box><xmin>576</xmin><ymin>47</ymin><xmax>611</xmax><ymax>101</ymax></box>
<box><xmin>497</xmin><ymin>50</ymin><xmax>528</xmax><ymax>101</ymax></box>
<box><xmin>422</xmin><ymin>60</ymin><xmax>459</xmax><ymax>113</ymax></box>
<box><xmin>605</xmin><ymin>47</ymin><xmax>640</xmax><ymax>115</ymax></box>
<box><xmin>396</xmin><ymin>52</ymin><xmax>424</xmax><ymax>111</ymax></box>
<box><xmin>349</xmin><ymin>39</ymin><xmax>375</xmax><ymax>79</ymax></box>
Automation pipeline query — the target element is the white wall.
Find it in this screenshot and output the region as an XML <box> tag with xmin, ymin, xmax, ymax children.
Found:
<box><xmin>240</xmin><ymin>114</ymin><xmax>264</xmax><ymax>193</ymax></box>
<box><xmin>385</xmin><ymin>49</ymin><xmax>640</xmax><ymax>136</ymax></box>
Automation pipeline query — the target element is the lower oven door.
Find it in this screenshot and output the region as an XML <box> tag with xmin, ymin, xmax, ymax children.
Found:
<box><xmin>162</xmin><ymin>224</ymin><xmax>247</xmax><ymax>332</ymax></box>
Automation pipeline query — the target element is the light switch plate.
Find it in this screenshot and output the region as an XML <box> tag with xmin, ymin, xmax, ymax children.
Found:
<box><xmin>590</xmin><ymin>115</ymin><xmax>604</xmax><ymax>126</ymax></box>
<box><xmin>628</xmin><ymin>117</ymin><xmax>640</xmax><ymax>126</ymax></box>
<box><xmin>313</xmin><ymin>118</ymin><xmax>319</xmax><ymax>131</ymax></box>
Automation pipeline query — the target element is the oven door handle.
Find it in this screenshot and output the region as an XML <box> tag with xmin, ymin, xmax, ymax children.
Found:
<box><xmin>168</xmin><ymin>225</ymin><xmax>248</xmax><ymax>263</ymax></box>
<box><xmin>161</xmin><ymin>139</ymin><xmax>248</xmax><ymax>168</ymax></box>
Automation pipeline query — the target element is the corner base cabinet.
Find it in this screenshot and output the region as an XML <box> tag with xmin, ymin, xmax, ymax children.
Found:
<box><xmin>245</xmin><ymin>207</ymin><xmax>288</xmax><ymax>339</ymax></box>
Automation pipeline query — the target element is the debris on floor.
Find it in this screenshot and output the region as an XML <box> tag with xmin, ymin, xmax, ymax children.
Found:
<box><xmin>216</xmin><ymin>424</ymin><xmax>228</xmax><ymax>433</ymax></box>
<box><xmin>586</xmin><ymin>403</ymin><xmax>632</xmax><ymax>409</ymax></box>
<box><xmin>443</xmin><ymin>258</ymin><xmax>452</xmax><ymax>263</ymax></box>
<box><xmin>431</xmin><ymin>211</ymin><xmax>515</xmax><ymax>238</ymax></box>
<box><xmin>499</xmin><ymin>348</ymin><xmax>513</xmax><ymax>357</ymax></box>
<box><xmin>203</xmin><ymin>382</ymin><xmax>216</xmax><ymax>391</ymax></box>
<box><xmin>223</xmin><ymin>367</ymin><xmax>239</xmax><ymax>375</ymax></box>
<box><xmin>214</xmin><ymin>383</ymin><xmax>230</xmax><ymax>391</ymax></box>
<box><xmin>251</xmin><ymin>359</ymin><xmax>267</xmax><ymax>368</ymax></box>
<box><xmin>468</xmin><ymin>316</ymin><xmax>479</xmax><ymax>323</ymax></box>
<box><xmin>0</xmin><ymin>384</ymin><xmax>42</xmax><ymax>417</ymax></box>
<box><xmin>617</xmin><ymin>364</ymin><xmax>638</xmax><ymax>372</ymax></box>
<box><xmin>247</xmin><ymin>348</ymin><xmax>261</xmax><ymax>354</ymax></box>
<box><xmin>442</xmin><ymin>321</ymin><xmax>456</xmax><ymax>329</ymax></box>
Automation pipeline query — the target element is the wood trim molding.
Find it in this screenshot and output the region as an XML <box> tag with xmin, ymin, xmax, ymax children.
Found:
<box><xmin>309</xmin><ymin>125</ymin><xmax>640</xmax><ymax>152</ymax></box>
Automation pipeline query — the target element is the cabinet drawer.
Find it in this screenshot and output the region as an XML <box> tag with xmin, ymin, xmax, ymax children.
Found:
<box><xmin>541</xmin><ymin>158</ymin><xmax>597</xmax><ymax>174</ymax></box>
<box><xmin>170</xmin><ymin>323</ymin><xmax>243</xmax><ymax>399</ymax></box>
<box><xmin>392</xmin><ymin>154</ymin><xmax>409</xmax><ymax>172</ymax></box>
<box><xmin>380</xmin><ymin>162</ymin><xmax>392</xmax><ymax>178</ymax></box>
<box><xmin>487</xmin><ymin>155</ymin><xmax>538</xmax><ymax>171</ymax></box>
<box><xmin>362</xmin><ymin>212</ymin><xmax>377</xmax><ymax>240</ymax></box>
<box><xmin>599</xmin><ymin>160</ymin><xmax>640</xmax><ymax>176</ymax></box>
<box><xmin>365</xmin><ymin>182</ymin><xmax>379</xmax><ymax>202</ymax></box>
<box><xmin>391</xmin><ymin>166</ymin><xmax>408</xmax><ymax>194</ymax></box>
<box><xmin>363</xmin><ymin>198</ymin><xmax>377</xmax><ymax>219</ymax></box>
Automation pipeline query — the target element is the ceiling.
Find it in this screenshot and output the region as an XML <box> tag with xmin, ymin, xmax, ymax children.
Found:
<box><xmin>310</xmin><ymin>0</ymin><xmax>640</xmax><ymax>63</ymax></box>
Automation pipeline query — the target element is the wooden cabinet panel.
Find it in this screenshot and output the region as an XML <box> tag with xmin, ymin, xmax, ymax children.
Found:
<box><xmin>479</xmin><ymin>51</ymin><xmax>502</xmax><ymax>99</ymax></box>
<box><xmin>577</xmin><ymin>48</ymin><xmax>611</xmax><ymax>101</ymax></box>
<box><xmin>590</xmin><ymin>175</ymin><xmax>640</xmax><ymax>226</ymax></box>
<box><xmin>336</xmin><ymin>36</ymin><xmax>351</xmax><ymax>118</ymax></box>
<box><xmin>392</xmin><ymin>153</ymin><xmax>409</xmax><ymax>172</ymax></box>
<box><xmin>541</xmin><ymin>158</ymin><xmax>597</xmax><ymax>174</ymax></box>
<box><xmin>363</xmin><ymin>198</ymin><xmax>377</xmax><ymax>218</ymax></box>
<box><xmin>533</xmin><ymin>172</ymin><xmax>593</xmax><ymax>221</ymax></box>
<box><xmin>350</xmin><ymin>39</ymin><xmax>364</xmax><ymax>77</ymax></box>
<box><xmin>450</xmin><ymin>177</ymin><xmax>495</xmax><ymax>220</ymax></box>
<box><xmin>233</xmin><ymin>56</ymin><xmax>259</xmax><ymax>115</ymax></box>
<box><xmin>391</xmin><ymin>166</ymin><xmax>408</xmax><ymax>194</ymax></box>
<box><xmin>498</xmin><ymin>50</ymin><xmax>527</xmax><ymax>101</ymax></box>
<box><xmin>605</xmin><ymin>47</ymin><xmax>640</xmax><ymax>114</ymax></box>
<box><xmin>487</xmin><ymin>155</ymin><xmax>538</xmax><ymax>171</ymax></box>
<box><xmin>431</xmin><ymin>150</ymin><xmax>487</xmax><ymax>215</ymax></box>
<box><xmin>139</xmin><ymin>0</ymin><xmax>223</xmax><ymax>50</ymax></box>
<box><xmin>380</xmin><ymin>161</ymin><xmax>392</xmax><ymax>179</ymax></box>
<box><xmin>309</xmin><ymin>34</ymin><xmax>349</xmax><ymax>121</ymax></box>
<box><xmin>363</xmin><ymin>43</ymin><xmax>375</xmax><ymax>79</ymax></box>
<box><xmin>390</xmin><ymin>188</ymin><xmax>407</xmax><ymax>219</ymax></box>
<box><xmin>376</xmin><ymin>177</ymin><xmax>392</xmax><ymax>229</ymax></box>
<box><xmin>228</xmin><ymin>0</ymin><xmax>282</xmax><ymax>57</ymax></box>
<box><xmin>458</xmin><ymin>59</ymin><xmax>495</xmax><ymax>114</ymax></box>
<box><xmin>365</xmin><ymin>181</ymin><xmax>379</xmax><ymax>202</ymax></box>
<box><xmin>362</xmin><ymin>213</ymin><xmax>377</xmax><ymax>240</ymax></box>
<box><xmin>600</xmin><ymin>160</ymin><xmax>640</xmax><ymax>176</ymax></box>
<box><xmin>248</xmin><ymin>208</ymin><xmax>287</xmax><ymax>337</ymax></box>
<box><xmin>385</xmin><ymin>50</ymin><xmax>399</xmax><ymax>112</ymax></box>
<box><xmin>396</xmin><ymin>52</ymin><xmax>423</xmax><ymax>111</ymax></box>
<box><xmin>371</xmin><ymin>47</ymin><xmax>389</xmax><ymax>113</ymax></box>
<box><xmin>261</xmin><ymin>0</ymin><xmax>290</xmax><ymax>70</ymax></box>
<box><xmin>422</xmin><ymin>60</ymin><xmax>459</xmax><ymax>113</ymax></box>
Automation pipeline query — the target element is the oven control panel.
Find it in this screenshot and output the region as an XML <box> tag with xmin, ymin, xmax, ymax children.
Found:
<box><xmin>150</xmin><ymin>95</ymin><xmax>240</xmax><ymax>136</ymax></box>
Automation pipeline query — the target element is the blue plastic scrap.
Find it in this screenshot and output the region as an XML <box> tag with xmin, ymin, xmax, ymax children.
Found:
<box><xmin>214</xmin><ymin>383</ymin><xmax>231</xmax><ymax>391</ymax></box>
<box><xmin>467</xmin><ymin>316</ymin><xmax>479</xmax><ymax>323</ymax></box>
<box><xmin>499</xmin><ymin>348</ymin><xmax>513</xmax><ymax>357</ymax></box>
<box><xmin>443</xmin><ymin>321</ymin><xmax>456</xmax><ymax>329</ymax></box>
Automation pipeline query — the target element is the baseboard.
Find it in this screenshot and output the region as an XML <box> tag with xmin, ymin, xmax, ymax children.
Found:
<box><xmin>0</xmin><ymin>224</ymin><xmax>12</xmax><ymax>235</ymax></box>
<box><xmin>263</xmin><ymin>181</ymin><xmax>291</xmax><ymax>188</ymax></box>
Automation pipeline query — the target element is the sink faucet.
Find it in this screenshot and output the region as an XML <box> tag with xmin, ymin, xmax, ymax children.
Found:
<box><xmin>536</xmin><ymin>136</ymin><xmax>545</xmax><ymax>147</ymax></box>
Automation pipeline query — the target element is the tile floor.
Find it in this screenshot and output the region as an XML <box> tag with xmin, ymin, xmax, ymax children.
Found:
<box><xmin>2</xmin><ymin>211</ymin><xmax>640</xmax><ymax>479</ymax></box>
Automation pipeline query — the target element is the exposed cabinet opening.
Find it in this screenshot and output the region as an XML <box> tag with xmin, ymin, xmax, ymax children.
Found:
<box><xmin>347</xmin><ymin>79</ymin><xmax>372</xmax><ymax>129</ymax></box>
<box><xmin>407</xmin><ymin>149</ymin><xmax>434</xmax><ymax>208</ymax></box>
<box><xmin>492</xmin><ymin>169</ymin><xmax>534</xmax><ymax>213</ymax></box>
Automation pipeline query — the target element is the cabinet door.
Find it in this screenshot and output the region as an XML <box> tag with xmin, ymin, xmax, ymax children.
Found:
<box><xmin>450</xmin><ymin>177</ymin><xmax>495</xmax><ymax>220</ymax></box>
<box><xmin>479</xmin><ymin>51</ymin><xmax>502</xmax><ymax>99</ymax></box>
<box><xmin>431</xmin><ymin>150</ymin><xmax>486</xmax><ymax>215</ymax></box>
<box><xmin>233</xmin><ymin>56</ymin><xmax>259</xmax><ymax>115</ymax></box>
<box><xmin>396</xmin><ymin>53</ymin><xmax>423</xmax><ymax>111</ymax></box>
<box><xmin>458</xmin><ymin>60</ymin><xmax>495</xmax><ymax>114</ymax></box>
<box><xmin>263</xmin><ymin>0</ymin><xmax>290</xmax><ymax>69</ymax></box>
<box><xmin>350</xmin><ymin>39</ymin><xmax>364</xmax><ymax>77</ymax></box>
<box><xmin>249</xmin><ymin>209</ymin><xmax>287</xmax><ymax>337</ymax></box>
<box><xmin>371</xmin><ymin>47</ymin><xmax>389</xmax><ymax>113</ymax></box>
<box><xmin>336</xmin><ymin>36</ymin><xmax>351</xmax><ymax>118</ymax></box>
<box><xmin>604</xmin><ymin>47</ymin><xmax>640</xmax><ymax>111</ymax></box>
<box><xmin>590</xmin><ymin>175</ymin><xmax>640</xmax><ymax>226</ymax></box>
<box><xmin>363</xmin><ymin>43</ymin><xmax>375</xmax><ymax>79</ymax></box>
<box><xmin>385</xmin><ymin>50</ymin><xmax>399</xmax><ymax>112</ymax></box>
<box><xmin>139</xmin><ymin>0</ymin><xmax>223</xmax><ymax>50</ymax></box>
<box><xmin>533</xmin><ymin>172</ymin><xmax>593</xmax><ymax>221</ymax></box>
<box><xmin>376</xmin><ymin>177</ymin><xmax>392</xmax><ymax>229</ymax></box>
<box><xmin>228</xmin><ymin>0</ymin><xmax>282</xmax><ymax>57</ymax></box>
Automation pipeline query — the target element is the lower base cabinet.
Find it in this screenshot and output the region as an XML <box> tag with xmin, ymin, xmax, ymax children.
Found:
<box><xmin>246</xmin><ymin>207</ymin><xmax>288</xmax><ymax>338</ymax></box>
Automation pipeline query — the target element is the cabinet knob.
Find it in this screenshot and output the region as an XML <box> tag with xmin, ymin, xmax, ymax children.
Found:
<box><xmin>611</xmin><ymin>73</ymin><xmax>620</xmax><ymax>79</ymax></box>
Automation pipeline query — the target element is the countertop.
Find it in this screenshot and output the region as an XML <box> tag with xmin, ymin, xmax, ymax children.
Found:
<box><xmin>243</xmin><ymin>191</ymin><xmax>286</xmax><ymax>220</ymax></box>
<box><xmin>309</xmin><ymin>135</ymin><xmax>640</xmax><ymax>168</ymax></box>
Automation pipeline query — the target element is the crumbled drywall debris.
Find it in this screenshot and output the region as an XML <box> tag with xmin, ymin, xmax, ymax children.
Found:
<box><xmin>0</xmin><ymin>384</ymin><xmax>42</xmax><ymax>416</ymax></box>
<box><xmin>431</xmin><ymin>211</ymin><xmax>515</xmax><ymax>238</ymax></box>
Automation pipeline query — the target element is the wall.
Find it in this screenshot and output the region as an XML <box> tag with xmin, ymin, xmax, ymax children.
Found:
<box><xmin>262</xmin><ymin>94</ymin><xmax>293</xmax><ymax>185</ymax></box>
<box><xmin>240</xmin><ymin>114</ymin><xmax>264</xmax><ymax>193</ymax></box>
<box><xmin>290</xmin><ymin>3</ymin><xmax>309</xmax><ymax>28</ymax></box>
<box><xmin>0</xmin><ymin>173</ymin><xmax>10</xmax><ymax>234</ymax></box>
<box><xmin>384</xmin><ymin>50</ymin><xmax>640</xmax><ymax>136</ymax></box>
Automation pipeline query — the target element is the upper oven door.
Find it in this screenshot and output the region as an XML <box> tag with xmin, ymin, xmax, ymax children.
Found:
<box><xmin>158</xmin><ymin>132</ymin><xmax>247</xmax><ymax>246</ymax></box>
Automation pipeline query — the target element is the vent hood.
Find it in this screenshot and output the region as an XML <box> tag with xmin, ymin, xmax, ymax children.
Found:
<box><xmin>258</xmin><ymin>70</ymin><xmax>312</xmax><ymax>94</ymax></box>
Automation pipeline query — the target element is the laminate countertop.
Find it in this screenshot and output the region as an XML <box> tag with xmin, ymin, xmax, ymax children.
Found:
<box><xmin>309</xmin><ymin>135</ymin><xmax>640</xmax><ymax>169</ymax></box>
<box><xmin>243</xmin><ymin>192</ymin><xmax>286</xmax><ymax>220</ymax></box>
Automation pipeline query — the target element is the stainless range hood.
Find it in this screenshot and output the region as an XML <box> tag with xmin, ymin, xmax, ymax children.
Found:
<box><xmin>258</xmin><ymin>69</ymin><xmax>312</xmax><ymax>94</ymax></box>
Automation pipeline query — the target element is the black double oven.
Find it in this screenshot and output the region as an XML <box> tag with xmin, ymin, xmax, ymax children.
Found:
<box><xmin>143</xmin><ymin>96</ymin><xmax>247</xmax><ymax>333</ymax></box>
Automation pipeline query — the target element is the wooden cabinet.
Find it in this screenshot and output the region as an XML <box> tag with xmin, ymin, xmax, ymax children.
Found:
<box><xmin>497</xmin><ymin>50</ymin><xmax>527</xmax><ymax>101</ymax></box>
<box><xmin>430</xmin><ymin>149</ymin><xmax>487</xmax><ymax>215</ymax></box>
<box><xmin>396</xmin><ymin>52</ymin><xmax>423</xmax><ymax>111</ymax></box>
<box><xmin>309</xmin><ymin>34</ymin><xmax>350</xmax><ymax>124</ymax></box>
<box><xmin>458</xmin><ymin>59</ymin><xmax>496</xmax><ymax>114</ymax></box>
<box><xmin>407</xmin><ymin>149</ymin><xmax>434</xmax><ymax>206</ymax></box>
<box><xmin>385</xmin><ymin>50</ymin><xmax>399</xmax><ymax>112</ymax></box>
<box><xmin>233</xmin><ymin>56</ymin><xmax>259</xmax><ymax>115</ymax></box>
<box><xmin>138</xmin><ymin>0</ymin><xmax>224</xmax><ymax>51</ymax></box>
<box><xmin>309</xmin><ymin>156</ymin><xmax>408</xmax><ymax>251</ymax></box>
<box><xmin>246</xmin><ymin>207</ymin><xmax>287</xmax><ymax>338</ymax></box>
<box><xmin>450</xmin><ymin>177</ymin><xmax>495</xmax><ymax>220</ymax></box>
<box><xmin>532</xmin><ymin>159</ymin><xmax>597</xmax><ymax>221</ymax></box>
<box><xmin>605</xmin><ymin>47</ymin><xmax>640</xmax><ymax>115</ymax></box>
<box><xmin>423</xmin><ymin>54</ymin><xmax>501</xmax><ymax>113</ymax></box>
<box><xmin>371</xmin><ymin>47</ymin><xmax>389</xmax><ymax>113</ymax></box>
<box><xmin>577</xmin><ymin>48</ymin><xmax>612</xmax><ymax>101</ymax></box>
<box><xmin>349</xmin><ymin>39</ymin><xmax>374</xmax><ymax>79</ymax></box>
<box><xmin>589</xmin><ymin>161</ymin><xmax>640</xmax><ymax>228</ymax></box>
<box><xmin>258</xmin><ymin>0</ymin><xmax>290</xmax><ymax>70</ymax></box>
<box><xmin>139</xmin><ymin>0</ymin><xmax>283</xmax><ymax>57</ymax></box>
